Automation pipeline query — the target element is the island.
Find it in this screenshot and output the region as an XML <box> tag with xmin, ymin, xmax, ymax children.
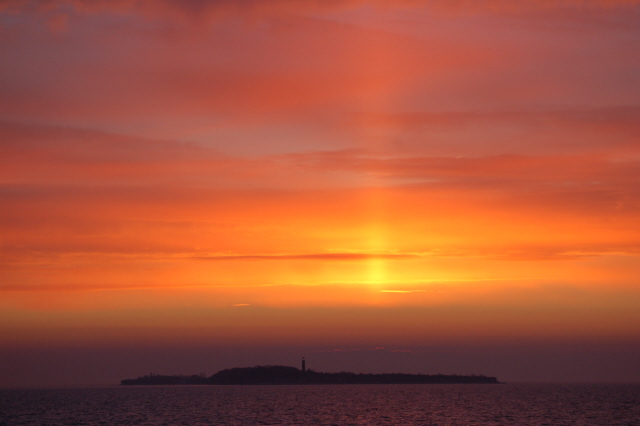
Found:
<box><xmin>121</xmin><ymin>360</ymin><xmax>499</xmax><ymax>385</ymax></box>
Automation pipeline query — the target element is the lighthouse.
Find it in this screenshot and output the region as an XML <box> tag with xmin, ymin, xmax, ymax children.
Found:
<box><xmin>302</xmin><ymin>357</ymin><xmax>306</xmax><ymax>373</ymax></box>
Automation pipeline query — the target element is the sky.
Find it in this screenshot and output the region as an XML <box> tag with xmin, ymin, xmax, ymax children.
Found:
<box><xmin>1</xmin><ymin>0</ymin><xmax>640</xmax><ymax>386</ymax></box>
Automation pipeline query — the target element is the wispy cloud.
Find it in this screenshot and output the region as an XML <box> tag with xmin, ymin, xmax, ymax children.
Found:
<box><xmin>4</xmin><ymin>0</ymin><xmax>640</xmax><ymax>21</ymax></box>
<box><xmin>192</xmin><ymin>253</ymin><xmax>418</xmax><ymax>261</ymax></box>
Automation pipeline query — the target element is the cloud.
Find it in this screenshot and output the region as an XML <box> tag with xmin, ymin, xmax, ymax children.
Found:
<box><xmin>0</xmin><ymin>11</ymin><xmax>433</xmax><ymax>128</ymax></box>
<box><xmin>353</xmin><ymin>106</ymin><xmax>640</xmax><ymax>140</ymax></box>
<box><xmin>192</xmin><ymin>253</ymin><xmax>418</xmax><ymax>261</ymax></box>
<box><xmin>3</xmin><ymin>0</ymin><xmax>640</xmax><ymax>21</ymax></box>
<box><xmin>2</xmin><ymin>116</ymin><xmax>639</xmax><ymax>273</ymax></box>
<box><xmin>344</xmin><ymin>106</ymin><xmax>640</xmax><ymax>158</ymax></box>
<box><xmin>282</xmin><ymin>148</ymin><xmax>640</xmax><ymax>199</ymax></box>
<box><xmin>7</xmin><ymin>118</ymin><xmax>639</xmax><ymax>194</ymax></box>
<box><xmin>2</xmin><ymin>2</ymin><xmax>638</xmax><ymax>143</ymax></box>
<box><xmin>0</xmin><ymin>121</ymin><xmax>282</xmax><ymax>185</ymax></box>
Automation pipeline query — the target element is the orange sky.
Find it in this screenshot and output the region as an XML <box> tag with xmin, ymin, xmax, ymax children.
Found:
<box><xmin>1</xmin><ymin>0</ymin><xmax>640</xmax><ymax>384</ymax></box>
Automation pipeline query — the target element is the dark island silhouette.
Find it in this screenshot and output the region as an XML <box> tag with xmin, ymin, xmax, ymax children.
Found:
<box><xmin>121</xmin><ymin>358</ymin><xmax>499</xmax><ymax>385</ymax></box>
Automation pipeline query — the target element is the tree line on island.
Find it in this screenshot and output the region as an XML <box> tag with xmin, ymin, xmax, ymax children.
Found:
<box><xmin>121</xmin><ymin>365</ymin><xmax>499</xmax><ymax>385</ymax></box>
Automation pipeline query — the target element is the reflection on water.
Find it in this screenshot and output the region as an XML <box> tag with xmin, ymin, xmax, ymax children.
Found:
<box><xmin>1</xmin><ymin>383</ymin><xmax>639</xmax><ymax>425</ymax></box>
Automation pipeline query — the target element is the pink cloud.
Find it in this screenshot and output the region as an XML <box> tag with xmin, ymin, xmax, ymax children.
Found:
<box><xmin>4</xmin><ymin>0</ymin><xmax>640</xmax><ymax>20</ymax></box>
<box><xmin>0</xmin><ymin>121</ymin><xmax>281</xmax><ymax>185</ymax></box>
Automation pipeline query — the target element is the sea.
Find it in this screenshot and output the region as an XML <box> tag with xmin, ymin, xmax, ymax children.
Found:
<box><xmin>1</xmin><ymin>383</ymin><xmax>639</xmax><ymax>425</ymax></box>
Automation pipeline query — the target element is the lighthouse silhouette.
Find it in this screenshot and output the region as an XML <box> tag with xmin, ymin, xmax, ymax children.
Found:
<box><xmin>302</xmin><ymin>357</ymin><xmax>306</xmax><ymax>373</ymax></box>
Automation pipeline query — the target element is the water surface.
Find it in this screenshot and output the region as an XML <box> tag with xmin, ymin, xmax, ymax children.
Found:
<box><xmin>1</xmin><ymin>383</ymin><xmax>638</xmax><ymax>425</ymax></box>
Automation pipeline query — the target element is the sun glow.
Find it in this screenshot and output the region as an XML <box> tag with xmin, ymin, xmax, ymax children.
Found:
<box><xmin>365</xmin><ymin>257</ymin><xmax>387</xmax><ymax>286</ymax></box>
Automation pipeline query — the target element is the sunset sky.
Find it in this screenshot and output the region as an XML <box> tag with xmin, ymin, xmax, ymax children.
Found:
<box><xmin>1</xmin><ymin>0</ymin><xmax>640</xmax><ymax>386</ymax></box>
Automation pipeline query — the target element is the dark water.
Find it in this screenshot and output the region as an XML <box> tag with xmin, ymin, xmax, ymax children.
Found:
<box><xmin>1</xmin><ymin>384</ymin><xmax>639</xmax><ymax>425</ymax></box>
